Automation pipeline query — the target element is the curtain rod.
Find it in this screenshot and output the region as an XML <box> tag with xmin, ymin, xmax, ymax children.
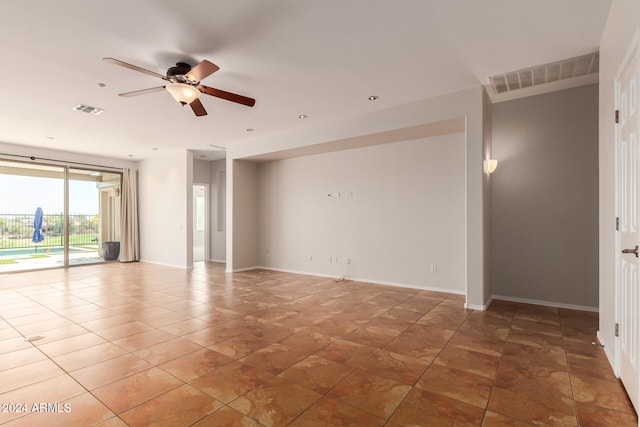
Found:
<box><xmin>0</xmin><ymin>152</ymin><xmax>125</xmax><ymax>172</ymax></box>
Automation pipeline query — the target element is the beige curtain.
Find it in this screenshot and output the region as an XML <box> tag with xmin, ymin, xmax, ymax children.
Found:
<box><xmin>120</xmin><ymin>168</ymin><xmax>139</xmax><ymax>262</ymax></box>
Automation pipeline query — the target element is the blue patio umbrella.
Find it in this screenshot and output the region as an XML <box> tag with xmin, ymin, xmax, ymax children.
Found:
<box><xmin>32</xmin><ymin>207</ymin><xmax>45</xmax><ymax>253</ymax></box>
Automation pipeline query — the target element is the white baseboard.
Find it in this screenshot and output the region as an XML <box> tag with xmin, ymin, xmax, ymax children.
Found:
<box><xmin>254</xmin><ymin>266</ymin><xmax>465</xmax><ymax>296</ymax></box>
<box><xmin>465</xmin><ymin>295</ymin><xmax>493</xmax><ymax>311</ymax></box>
<box><xmin>351</xmin><ymin>275</ymin><xmax>466</xmax><ymax>296</ymax></box>
<box><xmin>137</xmin><ymin>264</ymin><xmax>599</xmax><ymax>314</ymax></box>
<box><xmin>254</xmin><ymin>266</ymin><xmax>341</xmax><ymax>280</ymax></box>
<box><xmin>597</xmin><ymin>330</ymin><xmax>618</xmax><ymax>377</ymax></box>
<box><xmin>492</xmin><ymin>294</ymin><xmax>598</xmax><ymax>312</ymax></box>
<box><xmin>229</xmin><ymin>265</ymin><xmax>263</xmax><ymax>273</ymax></box>
<box><xmin>139</xmin><ymin>259</ymin><xmax>193</xmax><ymax>269</ymax></box>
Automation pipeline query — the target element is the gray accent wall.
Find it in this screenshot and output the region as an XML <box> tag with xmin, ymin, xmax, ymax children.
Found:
<box><xmin>491</xmin><ymin>84</ymin><xmax>599</xmax><ymax>308</ymax></box>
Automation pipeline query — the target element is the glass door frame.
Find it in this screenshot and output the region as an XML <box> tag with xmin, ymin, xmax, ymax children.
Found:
<box><xmin>0</xmin><ymin>157</ymin><xmax>122</xmax><ymax>272</ymax></box>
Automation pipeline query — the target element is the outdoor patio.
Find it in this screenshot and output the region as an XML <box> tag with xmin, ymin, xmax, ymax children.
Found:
<box><xmin>0</xmin><ymin>248</ymin><xmax>105</xmax><ymax>272</ymax></box>
<box><xmin>0</xmin><ymin>212</ymin><xmax>106</xmax><ymax>272</ymax></box>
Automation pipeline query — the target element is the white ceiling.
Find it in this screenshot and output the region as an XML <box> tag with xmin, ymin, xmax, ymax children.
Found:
<box><xmin>0</xmin><ymin>1</ymin><xmax>611</xmax><ymax>161</ymax></box>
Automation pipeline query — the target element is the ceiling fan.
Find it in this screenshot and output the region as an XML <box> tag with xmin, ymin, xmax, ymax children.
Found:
<box><xmin>103</xmin><ymin>58</ymin><xmax>256</xmax><ymax>117</ymax></box>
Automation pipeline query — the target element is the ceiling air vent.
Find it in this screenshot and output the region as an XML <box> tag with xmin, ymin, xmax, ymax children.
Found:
<box><xmin>489</xmin><ymin>51</ymin><xmax>599</xmax><ymax>95</ymax></box>
<box><xmin>73</xmin><ymin>104</ymin><xmax>104</xmax><ymax>115</ymax></box>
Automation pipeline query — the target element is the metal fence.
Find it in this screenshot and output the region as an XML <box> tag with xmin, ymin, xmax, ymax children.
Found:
<box><xmin>0</xmin><ymin>213</ymin><xmax>99</xmax><ymax>249</ymax></box>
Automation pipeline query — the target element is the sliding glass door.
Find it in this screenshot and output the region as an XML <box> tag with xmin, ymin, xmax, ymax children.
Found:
<box><xmin>0</xmin><ymin>161</ymin><xmax>65</xmax><ymax>271</ymax></box>
<box><xmin>68</xmin><ymin>168</ymin><xmax>121</xmax><ymax>266</ymax></box>
<box><xmin>0</xmin><ymin>160</ymin><xmax>121</xmax><ymax>272</ymax></box>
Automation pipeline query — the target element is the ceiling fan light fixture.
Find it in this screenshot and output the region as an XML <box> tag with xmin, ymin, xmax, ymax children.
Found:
<box><xmin>166</xmin><ymin>83</ymin><xmax>200</xmax><ymax>105</ymax></box>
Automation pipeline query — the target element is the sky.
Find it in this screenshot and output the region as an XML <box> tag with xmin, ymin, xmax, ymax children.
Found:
<box><xmin>0</xmin><ymin>175</ymin><xmax>98</xmax><ymax>214</ymax></box>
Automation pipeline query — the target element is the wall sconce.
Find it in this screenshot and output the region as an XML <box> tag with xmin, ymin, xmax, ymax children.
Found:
<box><xmin>486</xmin><ymin>159</ymin><xmax>498</xmax><ymax>174</ymax></box>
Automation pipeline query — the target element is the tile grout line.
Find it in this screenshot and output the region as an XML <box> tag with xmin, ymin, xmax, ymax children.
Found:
<box><xmin>367</xmin><ymin>296</ymin><xmax>460</xmax><ymax>425</ymax></box>
<box><xmin>560</xmin><ymin>312</ymin><xmax>582</xmax><ymax>426</ymax></box>
<box><xmin>3</xmin><ymin>265</ymin><xmax>633</xmax><ymax>425</ymax></box>
<box><xmin>480</xmin><ymin>305</ymin><xmax>515</xmax><ymax>426</ymax></box>
<box><xmin>2</xmin><ymin>282</ymin><xmax>224</xmax><ymax>426</ymax></box>
<box><xmin>0</xmin><ymin>310</ymin><xmax>115</xmax><ymax>425</ymax></box>
<box><xmin>213</xmin><ymin>292</ymin><xmax>423</xmax><ymax>426</ymax></box>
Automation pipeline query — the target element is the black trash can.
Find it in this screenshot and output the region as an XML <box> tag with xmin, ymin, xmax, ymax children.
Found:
<box><xmin>102</xmin><ymin>241</ymin><xmax>120</xmax><ymax>261</ymax></box>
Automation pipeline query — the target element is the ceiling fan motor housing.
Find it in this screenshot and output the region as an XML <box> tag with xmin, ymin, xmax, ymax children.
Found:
<box><xmin>166</xmin><ymin>62</ymin><xmax>194</xmax><ymax>83</ymax></box>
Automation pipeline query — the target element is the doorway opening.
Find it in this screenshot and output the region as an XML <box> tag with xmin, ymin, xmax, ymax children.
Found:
<box><xmin>193</xmin><ymin>184</ymin><xmax>208</xmax><ymax>262</ymax></box>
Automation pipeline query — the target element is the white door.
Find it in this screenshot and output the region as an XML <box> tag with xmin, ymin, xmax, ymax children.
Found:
<box><xmin>617</xmin><ymin>30</ymin><xmax>640</xmax><ymax>414</ymax></box>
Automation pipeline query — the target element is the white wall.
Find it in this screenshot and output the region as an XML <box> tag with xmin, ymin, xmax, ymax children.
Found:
<box><xmin>482</xmin><ymin>89</ymin><xmax>493</xmax><ymax>305</ymax></box>
<box><xmin>210</xmin><ymin>159</ymin><xmax>226</xmax><ymax>262</ymax></box>
<box><xmin>0</xmin><ymin>141</ymin><xmax>136</xmax><ymax>170</ymax></box>
<box><xmin>193</xmin><ymin>159</ymin><xmax>211</xmax><ymax>184</ymax></box>
<box><xmin>228</xmin><ymin>159</ymin><xmax>258</xmax><ymax>270</ymax></box>
<box><xmin>228</xmin><ymin>87</ymin><xmax>488</xmax><ymax>307</ymax></box>
<box><xmin>257</xmin><ymin>133</ymin><xmax>466</xmax><ymax>292</ymax></box>
<box><xmin>598</xmin><ymin>0</ymin><xmax>640</xmax><ymax>362</ymax></box>
<box><xmin>138</xmin><ymin>150</ymin><xmax>191</xmax><ymax>268</ymax></box>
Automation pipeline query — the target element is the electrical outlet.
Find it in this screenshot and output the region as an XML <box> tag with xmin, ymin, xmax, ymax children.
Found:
<box><xmin>327</xmin><ymin>256</ymin><xmax>332</xmax><ymax>263</ymax></box>
<box><xmin>430</xmin><ymin>264</ymin><xmax>437</xmax><ymax>273</ymax></box>
<box><xmin>347</xmin><ymin>258</ymin><xmax>351</xmax><ymax>264</ymax></box>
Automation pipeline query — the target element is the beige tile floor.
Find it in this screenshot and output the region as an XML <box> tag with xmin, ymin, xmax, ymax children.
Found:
<box><xmin>0</xmin><ymin>262</ymin><xmax>637</xmax><ymax>426</ymax></box>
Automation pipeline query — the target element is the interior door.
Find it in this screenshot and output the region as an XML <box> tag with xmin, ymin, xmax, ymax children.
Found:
<box><xmin>617</xmin><ymin>32</ymin><xmax>640</xmax><ymax>414</ymax></box>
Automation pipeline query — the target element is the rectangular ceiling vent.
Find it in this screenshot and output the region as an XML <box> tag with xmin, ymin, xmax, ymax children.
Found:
<box><xmin>489</xmin><ymin>51</ymin><xmax>599</xmax><ymax>95</ymax></box>
<box><xmin>73</xmin><ymin>104</ymin><xmax>104</xmax><ymax>115</ymax></box>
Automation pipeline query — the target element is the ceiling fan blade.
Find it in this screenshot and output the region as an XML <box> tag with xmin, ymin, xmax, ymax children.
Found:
<box><xmin>118</xmin><ymin>86</ymin><xmax>166</xmax><ymax>97</ymax></box>
<box><xmin>185</xmin><ymin>60</ymin><xmax>220</xmax><ymax>83</ymax></box>
<box><xmin>190</xmin><ymin>98</ymin><xmax>208</xmax><ymax>116</ymax></box>
<box><xmin>199</xmin><ymin>85</ymin><xmax>256</xmax><ymax>107</ymax></box>
<box><xmin>103</xmin><ymin>58</ymin><xmax>167</xmax><ymax>80</ymax></box>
